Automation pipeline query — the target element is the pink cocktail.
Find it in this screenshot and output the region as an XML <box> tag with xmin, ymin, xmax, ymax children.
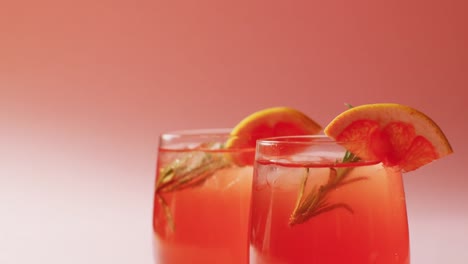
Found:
<box><xmin>250</xmin><ymin>135</ymin><xmax>410</xmax><ymax>263</ymax></box>
<box><xmin>153</xmin><ymin>129</ymin><xmax>254</xmax><ymax>264</ymax></box>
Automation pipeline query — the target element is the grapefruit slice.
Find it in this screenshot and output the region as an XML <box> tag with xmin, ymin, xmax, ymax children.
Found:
<box><xmin>324</xmin><ymin>103</ymin><xmax>453</xmax><ymax>172</ymax></box>
<box><xmin>226</xmin><ymin>107</ymin><xmax>322</xmax><ymax>165</ymax></box>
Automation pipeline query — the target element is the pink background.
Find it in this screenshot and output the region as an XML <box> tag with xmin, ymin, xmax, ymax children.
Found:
<box><xmin>1</xmin><ymin>0</ymin><xmax>466</xmax><ymax>263</ymax></box>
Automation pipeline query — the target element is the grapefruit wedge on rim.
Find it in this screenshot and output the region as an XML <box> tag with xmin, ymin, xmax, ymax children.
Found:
<box><xmin>324</xmin><ymin>103</ymin><xmax>453</xmax><ymax>172</ymax></box>
<box><xmin>226</xmin><ymin>106</ymin><xmax>322</xmax><ymax>165</ymax></box>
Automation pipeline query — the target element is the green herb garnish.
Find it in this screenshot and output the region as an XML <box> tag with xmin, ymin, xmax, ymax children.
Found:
<box><xmin>289</xmin><ymin>151</ymin><xmax>366</xmax><ymax>226</ymax></box>
<box><xmin>155</xmin><ymin>145</ymin><xmax>230</xmax><ymax>232</ymax></box>
<box><xmin>156</xmin><ymin>152</ymin><xmax>229</xmax><ymax>193</ymax></box>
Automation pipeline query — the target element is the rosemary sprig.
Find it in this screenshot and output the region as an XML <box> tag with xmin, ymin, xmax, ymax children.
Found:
<box><xmin>156</xmin><ymin>152</ymin><xmax>229</xmax><ymax>193</ymax></box>
<box><xmin>289</xmin><ymin>151</ymin><xmax>366</xmax><ymax>226</ymax></box>
<box><xmin>156</xmin><ymin>145</ymin><xmax>231</xmax><ymax>232</ymax></box>
<box><xmin>157</xmin><ymin>195</ymin><xmax>175</xmax><ymax>232</ymax></box>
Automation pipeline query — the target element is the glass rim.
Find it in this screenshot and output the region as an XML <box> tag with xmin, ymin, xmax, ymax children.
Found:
<box><xmin>256</xmin><ymin>134</ymin><xmax>364</xmax><ymax>145</ymax></box>
<box><xmin>256</xmin><ymin>135</ymin><xmax>379</xmax><ymax>164</ymax></box>
<box><xmin>159</xmin><ymin>128</ymin><xmax>256</xmax><ymax>152</ymax></box>
<box><xmin>160</xmin><ymin>128</ymin><xmax>232</xmax><ymax>140</ymax></box>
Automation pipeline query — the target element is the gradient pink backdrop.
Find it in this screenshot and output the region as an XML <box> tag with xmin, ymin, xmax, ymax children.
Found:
<box><xmin>1</xmin><ymin>0</ymin><xmax>466</xmax><ymax>263</ymax></box>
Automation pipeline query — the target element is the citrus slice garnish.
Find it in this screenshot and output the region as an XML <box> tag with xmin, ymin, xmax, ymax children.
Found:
<box><xmin>324</xmin><ymin>103</ymin><xmax>453</xmax><ymax>172</ymax></box>
<box><xmin>226</xmin><ymin>106</ymin><xmax>322</xmax><ymax>165</ymax></box>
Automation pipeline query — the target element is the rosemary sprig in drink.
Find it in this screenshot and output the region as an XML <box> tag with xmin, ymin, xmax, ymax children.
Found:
<box><xmin>289</xmin><ymin>151</ymin><xmax>366</xmax><ymax>226</ymax></box>
<box><xmin>157</xmin><ymin>150</ymin><xmax>230</xmax><ymax>193</ymax></box>
<box><xmin>156</xmin><ymin>143</ymin><xmax>231</xmax><ymax>231</ymax></box>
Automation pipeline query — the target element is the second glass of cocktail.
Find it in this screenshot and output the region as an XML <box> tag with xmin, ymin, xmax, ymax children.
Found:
<box><xmin>153</xmin><ymin>129</ymin><xmax>254</xmax><ymax>263</ymax></box>
<box><xmin>250</xmin><ymin>135</ymin><xmax>410</xmax><ymax>263</ymax></box>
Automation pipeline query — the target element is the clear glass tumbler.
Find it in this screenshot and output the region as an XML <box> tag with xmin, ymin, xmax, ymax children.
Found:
<box><xmin>250</xmin><ymin>135</ymin><xmax>410</xmax><ymax>263</ymax></box>
<box><xmin>153</xmin><ymin>129</ymin><xmax>254</xmax><ymax>264</ymax></box>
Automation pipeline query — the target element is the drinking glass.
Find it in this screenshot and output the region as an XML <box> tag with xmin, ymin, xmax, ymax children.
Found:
<box><xmin>250</xmin><ymin>135</ymin><xmax>410</xmax><ymax>264</ymax></box>
<box><xmin>153</xmin><ymin>129</ymin><xmax>254</xmax><ymax>264</ymax></box>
